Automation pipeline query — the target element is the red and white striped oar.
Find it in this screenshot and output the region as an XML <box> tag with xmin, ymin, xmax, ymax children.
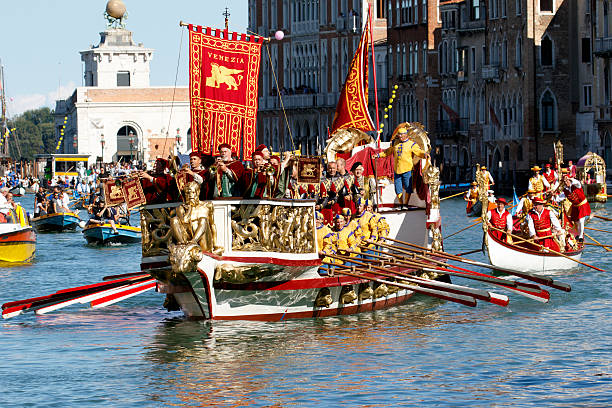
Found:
<box><xmin>2</xmin><ymin>274</ymin><xmax>153</xmax><ymax>319</ymax></box>
<box><xmin>90</xmin><ymin>279</ymin><xmax>156</xmax><ymax>309</ymax></box>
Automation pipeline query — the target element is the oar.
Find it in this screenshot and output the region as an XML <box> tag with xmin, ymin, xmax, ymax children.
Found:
<box><xmin>585</xmin><ymin>226</ymin><xmax>612</xmax><ymax>234</ymax></box>
<box><xmin>440</xmin><ymin>190</ymin><xmax>468</xmax><ymax>201</ymax></box>
<box><xmin>323</xmin><ymin>261</ymin><xmax>477</xmax><ymax>307</ymax></box>
<box><xmin>583</xmin><ymin>242</ymin><xmax>612</xmax><ymax>249</ymax></box>
<box><xmin>592</xmin><ymin>214</ymin><xmax>612</xmax><ymax>222</ymax></box>
<box><xmin>486</xmin><ymin>225</ymin><xmax>604</xmax><ymax>272</ymax></box>
<box><xmin>584</xmin><ymin>233</ymin><xmax>612</xmax><ymax>252</ymax></box>
<box><xmin>341</xmin><ymin>251</ymin><xmax>509</xmax><ymax>306</ymax></box>
<box><xmin>361</xmin><ymin>245</ymin><xmax>550</xmax><ymax>302</ymax></box>
<box><xmin>377</xmin><ymin>237</ymin><xmax>575</xmax><ymax>291</ymax></box>
<box><xmin>443</xmin><ymin>218</ymin><xmax>482</xmax><ymax>239</ymax></box>
<box><xmin>454</xmin><ymin>248</ymin><xmax>483</xmax><ymax>256</ymax></box>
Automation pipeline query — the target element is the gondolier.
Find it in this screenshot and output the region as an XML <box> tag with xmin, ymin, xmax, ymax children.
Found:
<box><xmin>480</xmin><ymin>166</ymin><xmax>494</xmax><ymax>190</ymax></box>
<box><xmin>559</xmin><ymin>173</ymin><xmax>591</xmax><ymax>243</ymax></box>
<box><xmin>487</xmin><ymin>197</ymin><xmax>512</xmax><ymax>242</ymax></box>
<box><xmin>528</xmin><ymin>166</ymin><xmax>549</xmax><ymax>197</ymax></box>
<box><xmin>543</xmin><ymin>163</ymin><xmax>558</xmax><ymax>191</ymax></box>
<box><xmin>527</xmin><ymin>197</ymin><xmax>562</xmax><ymax>251</ymax></box>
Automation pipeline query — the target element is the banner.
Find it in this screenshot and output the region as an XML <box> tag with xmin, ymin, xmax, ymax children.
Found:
<box><xmin>330</xmin><ymin>16</ymin><xmax>375</xmax><ymax>135</ymax></box>
<box><xmin>296</xmin><ymin>157</ymin><xmax>321</xmax><ymax>184</ymax></box>
<box><xmin>121</xmin><ymin>178</ymin><xmax>147</xmax><ymax>210</ymax></box>
<box><xmin>103</xmin><ymin>179</ymin><xmax>125</xmax><ymax>207</ymax></box>
<box><xmin>188</xmin><ymin>25</ymin><xmax>263</xmax><ymax>160</ymax></box>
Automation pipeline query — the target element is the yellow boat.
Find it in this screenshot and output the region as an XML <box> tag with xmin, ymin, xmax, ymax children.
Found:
<box><xmin>0</xmin><ymin>205</ymin><xmax>36</xmax><ymax>263</ymax></box>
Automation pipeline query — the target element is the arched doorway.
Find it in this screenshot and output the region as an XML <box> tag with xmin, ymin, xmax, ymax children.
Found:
<box><xmin>116</xmin><ymin>125</ymin><xmax>138</xmax><ymax>162</ymax></box>
<box><xmin>493</xmin><ymin>148</ymin><xmax>502</xmax><ymax>183</ymax></box>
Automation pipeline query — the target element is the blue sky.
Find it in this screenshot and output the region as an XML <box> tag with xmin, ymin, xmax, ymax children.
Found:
<box><xmin>0</xmin><ymin>0</ymin><xmax>248</xmax><ymax>117</ymax></box>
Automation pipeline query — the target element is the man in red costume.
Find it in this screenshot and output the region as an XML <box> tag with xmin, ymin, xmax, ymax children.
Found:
<box><xmin>183</xmin><ymin>152</ymin><xmax>212</xmax><ymax>200</ymax></box>
<box><xmin>487</xmin><ymin>197</ymin><xmax>512</xmax><ymax>242</ymax></box>
<box><xmin>560</xmin><ymin>173</ymin><xmax>591</xmax><ymax>243</ymax></box>
<box><xmin>243</xmin><ymin>150</ymin><xmax>271</xmax><ymax>199</ymax></box>
<box><xmin>527</xmin><ymin>197</ymin><xmax>562</xmax><ymax>251</ymax></box>
<box><xmin>138</xmin><ymin>158</ymin><xmax>177</xmax><ymax>204</ymax></box>
<box><xmin>543</xmin><ymin>163</ymin><xmax>558</xmax><ymax>192</ymax></box>
<box><xmin>215</xmin><ymin>143</ymin><xmax>245</xmax><ymax>197</ymax></box>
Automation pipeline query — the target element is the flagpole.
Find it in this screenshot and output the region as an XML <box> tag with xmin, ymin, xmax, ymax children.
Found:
<box><xmin>368</xmin><ymin>5</ymin><xmax>380</xmax><ymax>148</ymax></box>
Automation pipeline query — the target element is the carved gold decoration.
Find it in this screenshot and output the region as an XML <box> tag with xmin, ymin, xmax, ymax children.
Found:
<box><xmin>554</xmin><ymin>140</ymin><xmax>564</xmax><ymax>187</ymax></box>
<box><xmin>315</xmin><ymin>288</ymin><xmax>333</xmax><ymax>308</ymax></box>
<box><xmin>231</xmin><ymin>203</ymin><xmax>315</xmax><ymax>253</ymax></box>
<box><xmin>358</xmin><ymin>283</ymin><xmax>373</xmax><ymax>301</ymax></box>
<box><xmin>141</xmin><ymin>207</ymin><xmax>175</xmax><ymax>257</ymax></box>
<box><xmin>429</xmin><ymin>225</ymin><xmax>443</xmax><ymax>252</ymax></box>
<box><xmin>168</xmin><ymin>242</ymin><xmax>203</xmax><ymax>279</ymax></box>
<box><xmin>325</xmin><ymin>127</ymin><xmax>374</xmax><ymax>162</ymax></box>
<box><xmin>213</xmin><ymin>263</ymin><xmax>281</xmax><ymax>284</ymax></box>
<box><xmin>170</xmin><ymin>181</ymin><xmax>222</xmax><ymax>254</ymax></box>
<box><xmin>340</xmin><ymin>285</ymin><xmax>357</xmax><ymax>304</ymax></box>
<box><xmin>476</xmin><ymin>164</ymin><xmax>489</xmax><ymax>239</ymax></box>
<box><xmin>423</xmin><ymin>161</ymin><xmax>441</xmax><ymax>209</ymax></box>
<box><xmin>373</xmin><ymin>283</ymin><xmax>388</xmax><ymax>298</ymax></box>
<box><xmin>387</xmin><ymin>282</ymin><xmax>399</xmax><ymax>295</ymax></box>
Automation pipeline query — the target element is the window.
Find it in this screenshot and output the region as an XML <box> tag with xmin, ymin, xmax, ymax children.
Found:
<box><xmin>479</xmin><ymin>90</ymin><xmax>485</xmax><ymax>123</ymax></box>
<box><xmin>422</xmin><ymin>41</ymin><xmax>427</xmax><ymax>72</ymax></box>
<box><xmin>388</xmin><ymin>46</ymin><xmax>393</xmax><ymax>76</ymax></box>
<box><xmin>540</xmin><ymin>0</ymin><xmax>553</xmax><ymax>13</ymax></box>
<box><xmin>423</xmin><ymin>99</ymin><xmax>428</xmax><ymax>128</ymax></box>
<box><xmin>470</xmin><ymin>47</ymin><xmax>476</xmax><ymax>73</ymax></box>
<box><xmin>482</xmin><ymin>45</ymin><xmax>486</xmax><ymax>66</ymax></box>
<box><xmin>414</xmin><ymin>43</ymin><xmax>419</xmax><ymax>74</ymax></box>
<box><xmin>582</xmin><ymin>38</ymin><xmax>591</xmax><ymax>63</ymax></box>
<box><xmin>502</xmin><ymin>39</ymin><xmax>508</xmax><ymax>68</ymax></box>
<box><xmin>422</xmin><ymin>0</ymin><xmax>427</xmax><ymax>22</ymax></box>
<box><xmin>583</xmin><ymin>85</ymin><xmax>592</xmax><ymax>107</ymax></box>
<box><xmin>503</xmin><ymin>145</ymin><xmax>510</xmax><ymax>161</ymax></box>
<box><xmin>501</xmin><ymin>0</ymin><xmax>507</xmax><ymax>17</ymax></box>
<box><xmin>606</xmin><ymin>2</ymin><xmax>610</xmax><ymax>38</ymax></box>
<box><xmin>117</xmin><ymin>71</ymin><xmax>130</xmax><ymax>86</ymax></box>
<box><xmin>515</xmin><ymin>36</ymin><xmax>522</xmax><ymax>67</ymax></box>
<box><xmin>516</xmin><ymin>0</ymin><xmax>522</xmax><ymax>15</ymax></box>
<box><xmin>541</xmin><ymin>35</ymin><xmax>553</xmax><ymax>66</ymax></box>
<box><xmin>540</xmin><ymin>90</ymin><xmax>556</xmax><ymax>131</ymax></box>
<box><xmin>471</xmin><ymin>0</ymin><xmax>480</xmax><ymax>20</ymax></box>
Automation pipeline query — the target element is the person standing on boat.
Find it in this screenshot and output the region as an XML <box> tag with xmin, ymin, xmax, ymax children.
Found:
<box><xmin>215</xmin><ymin>143</ymin><xmax>245</xmax><ymax>197</ymax></box>
<box><xmin>543</xmin><ymin>163</ymin><xmax>559</xmax><ymax>192</ymax></box>
<box><xmin>487</xmin><ymin>198</ymin><xmax>513</xmax><ymax>242</ymax></box>
<box><xmin>137</xmin><ymin>158</ymin><xmax>177</xmax><ymax>204</ymax></box>
<box><xmin>479</xmin><ymin>166</ymin><xmax>495</xmax><ymax>190</ymax></box>
<box><xmin>464</xmin><ymin>181</ymin><xmax>479</xmax><ymax>213</ymax></box>
<box><xmin>528</xmin><ymin>166</ymin><xmax>549</xmax><ymax>198</ymax></box>
<box><xmin>373</xmin><ymin>125</ymin><xmax>428</xmax><ymax>208</ymax></box>
<box><xmin>323</xmin><ymin>161</ymin><xmax>343</xmax><ymax>217</ymax></box>
<box><xmin>0</xmin><ymin>187</ymin><xmax>10</xmax><ymax>223</ymax></box>
<box><xmin>568</xmin><ymin>160</ymin><xmax>577</xmax><ymax>178</ymax></box>
<box><xmin>182</xmin><ymin>152</ymin><xmax>211</xmax><ymax>200</ymax></box>
<box><xmin>350</xmin><ymin>162</ymin><xmax>376</xmax><ymax>203</ymax></box>
<box><xmin>559</xmin><ymin>173</ymin><xmax>591</xmax><ymax>243</ymax></box>
<box><xmin>515</xmin><ymin>189</ymin><xmax>537</xmax><ymax>219</ymax></box>
<box><xmin>527</xmin><ymin>197</ymin><xmax>562</xmax><ymax>252</ymax></box>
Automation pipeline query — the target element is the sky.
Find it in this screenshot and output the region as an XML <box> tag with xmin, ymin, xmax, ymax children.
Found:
<box><xmin>0</xmin><ymin>0</ymin><xmax>248</xmax><ymax>118</ymax></box>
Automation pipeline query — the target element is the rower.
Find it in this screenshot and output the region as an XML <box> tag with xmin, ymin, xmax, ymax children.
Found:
<box><xmin>515</xmin><ymin>189</ymin><xmax>536</xmax><ymax>219</ymax></box>
<box><xmin>528</xmin><ymin>166</ymin><xmax>550</xmax><ymax>198</ymax></box>
<box><xmin>464</xmin><ymin>181</ymin><xmax>478</xmax><ymax>213</ymax></box>
<box><xmin>527</xmin><ymin>197</ymin><xmax>563</xmax><ymax>252</ymax></box>
<box><xmin>315</xmin><ymin>211</ymin><xmax>333</xmax><ymax>259</ymax></box>
<box><xmin>558</xmin><ymin>172</ymin><xmax>591</xmax><ymax>243</ymax></box>
<box><xmin>332</xmin><ymin>213</ymin><xmax>359</xmax><ymax>259</ymax></box>
<box><xmin>487</xmin><ymin>197</ymin><xmax>512</xmax><ymax>242</ymax></box>
<box><xmin>374</xmin><ymin>124</ymin><xmax>429</xmax><ymax>208</ymax></box>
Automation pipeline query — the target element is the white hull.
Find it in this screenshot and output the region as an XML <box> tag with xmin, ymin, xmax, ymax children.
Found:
<box><xmin>486</xmin><ymin>232</ymin><xmax>583</xmax><ymax>273</ymax></box>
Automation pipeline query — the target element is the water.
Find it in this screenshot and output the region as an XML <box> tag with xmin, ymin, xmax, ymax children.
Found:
<box><xmin>1</xmin><ymin>197</ymin><xmax>611</xmax><ymax>407</ymax></box>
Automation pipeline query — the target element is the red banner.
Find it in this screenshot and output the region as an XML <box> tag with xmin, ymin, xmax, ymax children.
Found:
<box><xmin>330</xmin><ymin>16</ymin><xmax>375</xmax><ymax>135</ymax></box>
<box><xmin>189</xmin><ymin>25</ymin><xmax>263</xmax><ymax>160</ymax></box>
<box><xmin>103</xmin><ymin>180</ymin><xmax>125</xmax><ymax>207</ymax></box>
<box><xmin>121</xmin><ymin>178</ymin><xmax>147</xmax><ymax>210</ymax></box>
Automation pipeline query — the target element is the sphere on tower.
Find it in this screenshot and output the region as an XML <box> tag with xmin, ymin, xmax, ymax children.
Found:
<box><xmin>106</xmin><ymin>0</ymin><xmax>126</xmax><ymax>19</ymax></box>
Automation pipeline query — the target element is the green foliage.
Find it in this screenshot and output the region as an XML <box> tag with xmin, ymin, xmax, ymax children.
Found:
<box><xmin>6</xmin><ymin>107</ymin><xmax>55</xmax><ymax>160</ymax></box>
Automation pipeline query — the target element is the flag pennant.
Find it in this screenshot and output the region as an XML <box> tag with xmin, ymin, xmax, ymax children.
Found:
<box><xmin>330</xmin><ymin>16</ymin><xmax>375</xmax><ymax>136</ymax></box>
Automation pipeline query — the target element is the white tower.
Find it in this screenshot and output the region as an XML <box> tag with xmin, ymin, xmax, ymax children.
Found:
<box><xmin>80</xmin><ymin>28</ymin><xmax>154</xmax><ymax>88</ymax></box>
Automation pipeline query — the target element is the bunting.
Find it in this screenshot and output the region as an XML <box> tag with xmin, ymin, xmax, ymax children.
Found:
<box><xmin>188</xmin><ymin>25</ymin><xmax>263</xmax><ymax>160</ymax></box>
<box><xmin>330</xmin><ymin>16</ymin><xmax>375</xmax><ymax>135</ymax></box>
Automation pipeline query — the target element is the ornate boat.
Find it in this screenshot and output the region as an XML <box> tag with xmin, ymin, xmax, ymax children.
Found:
<box><xmin>31</xmin><ymin>212</ymin><xmax>80</xmax><ymax>232</ymax></box>
<box><xmin>485</xmin><ymin>230</ymin><xmax>583</xmax><ymax>273</ymax></box>
<box><xmin>576</xmin><ymin>152</ymin><xmax>607</xmax><ymax>203</ymax></box>
<box><xmin>0</xmin><ymin>205</ymin><xmax>36</xmax><ymax>263</ymax></box>
<box><xmin>83</xmin><ymin>223</ymin><xmax>141</xmax><ymax>245</ymax></box>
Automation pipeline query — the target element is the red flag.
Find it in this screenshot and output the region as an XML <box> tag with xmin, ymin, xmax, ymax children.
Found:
<box><xmin>489</xmin><ymin>105</ymin><xmax>501</xmax><ymax>129</ymax></box>
<box><xmin>330</xmin><ymin>16</ymin><xmax>375</xmax><ymax>135</ymax></box>
<box><xmin>188</xmin><ymin>25</ymin><xmax>263</xmax><ymax>160</ymax></box>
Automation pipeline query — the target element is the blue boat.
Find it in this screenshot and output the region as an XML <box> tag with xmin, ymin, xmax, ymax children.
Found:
<box><xmin>82</xmin><ymin>223</ymin><xmax>142</xmax><ymax>245</ymax></box>
<box><xmin>31</xmin><ymin>212</ymin><xmax>81</xmax><ymax>232</ymax></box>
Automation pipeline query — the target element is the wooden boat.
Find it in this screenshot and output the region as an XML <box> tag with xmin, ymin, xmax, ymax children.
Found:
<box><xmin>83</xmin><ymin>223</ymin><xmax>141</xmax><ymax>245</ymax></box>
<box><xmin>485</xmin><ymin>229</ymin><xmax>583</xmax><ymax>273</ymax></box>
<box><xmin>577</xmin><ymin>152</ymin><xmax>607</xmax><ymax>203</ymax></box>
<box><xmin>31</xmin><ymin>212</ymin><xmax>80</xmax><ymax>232</ymax></box>
<box><xmin>0</xmin><ymin>205</ymin><xmax>36</xmax><ymax>263</ymax></box>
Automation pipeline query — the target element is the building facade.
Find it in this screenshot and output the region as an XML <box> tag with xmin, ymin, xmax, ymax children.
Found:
<box><xmin>55</xmin><ymin>27</ymin><xmax>190</xmax><ymax>167</ymax></box>
<box><xmin>251</xmin><ymin>0</ymin><xmax>388</xmax><ymax>155</ymax></box>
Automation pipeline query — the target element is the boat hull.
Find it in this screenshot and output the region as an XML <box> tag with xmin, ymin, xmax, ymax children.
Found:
<box><xmin>0</xmin><ymin>226</ymin><xmax>36</xmax><ymax>263</ymax></box>
<box><xmin>486</xmin><ymin>230</ymin><xmax>583</xmax><ymax>273</ymax></box>
<box><xmin>466</xmin><ymin>201</ymin><xmax>481</xmax><ymax>217</ymax></box>
<box><xmin>83</xmin><ymin>224</ymin><xmax>141</xmax><ymax>245</ymax></box>
<box><xmin>31</xmin><ymin>213</ymin><xmax>80</xmax><ymax>232</ymax></box>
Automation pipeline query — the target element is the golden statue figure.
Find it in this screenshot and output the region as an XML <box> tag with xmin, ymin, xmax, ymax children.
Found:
<box><xmin>170</xmin><ymin>181</ymin><xmax>221</xmax><ymax>254</ymax></box>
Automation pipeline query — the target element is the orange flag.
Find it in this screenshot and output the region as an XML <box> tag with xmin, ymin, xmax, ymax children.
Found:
<box><xmin>330</xmin><ymin>16</ymin><xmax>375</xmax><ymax>136</ymax></box>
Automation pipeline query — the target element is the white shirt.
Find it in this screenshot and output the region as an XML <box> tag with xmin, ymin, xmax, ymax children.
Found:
<box><xmin>0</xmin><ymin>193</ymin><xmax>10</xmax><ymax>215</ymax></box>
<box><xmin>555</xmin><ymin>179</ymin><xmax>582</xmax><ymax>202</ymax></box>
<box><xmin>61</xmin><ymin>192</ymin><xmax>71</xmax><ymax>209</ymax></box>
<box><xmin>515</xmin><ymin>196</ymin><xmax>534</xmax><ymax>215</ymax></box>
<box><xmin>527</xmin><ymin>207</ymin><xmax>561</xmax><ymax>237</ymax></box>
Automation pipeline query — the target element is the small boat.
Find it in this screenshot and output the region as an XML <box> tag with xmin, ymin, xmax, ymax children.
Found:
<box><xmin>466</xmin><ymin>200</ymin><xmax>481</xmax><ymax>217</ymax></box>
<box><xmin>0</xmin><ymin>205</ymin><xmax>36</xmax><ymax>263</ymax></box>
<box><xmin>576</xmin><ymin>152</ymin><xmax>607</xmax><ymax>203</ymax></box>
<box><xmin>9</xmin><ymin>186</ymin><xmax>25</xmax><ymax>196</ymax></box>
<box><xmin>82</xmin><ymin>223</ymin><xmax>141</xmax><ymax>245</ymax></box>
<box><xmin>31</xmin><ymin>212</ymin><xmax>80</xmax><ymax>232</ymax></box>
<box><xmin>485</xmin><ymin>230</ymin><xmax>583</xmax><ymax>273</ymax></box>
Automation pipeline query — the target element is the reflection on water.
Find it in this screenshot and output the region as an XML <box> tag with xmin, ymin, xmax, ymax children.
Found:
<box><xmin>0</xmin><ymin>196</ymin><xmax>611</xmax><ymax>406</ymax></box>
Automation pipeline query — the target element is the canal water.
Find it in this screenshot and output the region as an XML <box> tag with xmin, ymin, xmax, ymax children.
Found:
<box><xmin>1</xmin><ymin>197</ymin><xmax>611</xmax><ymax>407</ymax></box>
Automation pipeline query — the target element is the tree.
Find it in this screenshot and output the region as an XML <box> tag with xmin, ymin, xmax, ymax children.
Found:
<box><xmin>7</xmin><ymin>107</ymin><xmax>55</xmax><ymax>160</ymax></box>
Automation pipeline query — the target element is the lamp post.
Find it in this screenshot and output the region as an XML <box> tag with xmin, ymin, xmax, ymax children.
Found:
<box><xmin>129</xmin><ymin>131</ymin><xmax>134</xmax><ymax>162</ymax></box>
<box><xmin>72</xmin><ymin>137</ymin><xmax>77</xmax><ymax>154</ymax></box>
<box><xmin>175</xmin><ymin>128</ymin><xmax>181</xmax><ymax>155</ymax></box>
<box><xmin>100</xmin><ymin>133</ymin><xmax>105</xmax><ymax>169</ymax></box>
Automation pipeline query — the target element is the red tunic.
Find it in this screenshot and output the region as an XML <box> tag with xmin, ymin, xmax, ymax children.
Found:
<box><xmin>489</xmin><ymin>209</ymin><xmax>510</xmax><ymax>240</ymax></box>
<box><xmin>543</xmin><ymin>170</ymin><xmax>557</xmax><ymax>187</ymax></box>
<box><xmin>529</xmin><ymin>208</ymin><xmax>560</xmax><ymax>251</ymax></box>
<box><xmin>564</xmin><ymin>185</ymin><xmax>591</xmax><ymax>221</ymax></box>
<box><xmin>142</xmin><ymin>173</ymin><xmax>177</xmax><ymax>204</ymax></box>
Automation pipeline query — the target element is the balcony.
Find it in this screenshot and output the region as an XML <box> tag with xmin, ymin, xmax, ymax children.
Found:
<box><xmin>594</xmin><ymin>37</ymin><xmax>612</xmax><ymax>57</ymax></box>
<box><xmin>435</xmin><ymin>118</ymin><xmax>469</xmax><ymax>135</ymax></box>
<box><xmin>481</xmin><ymin>65</ymin><xmax>500</xmax><ymax>82</ymax></box>
<box><xmin>457</xmin><ymin>70</ymin><xmax>467</xmax><ymax>82</ymax></box>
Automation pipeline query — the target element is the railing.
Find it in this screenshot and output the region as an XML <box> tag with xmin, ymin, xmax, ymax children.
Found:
<box><xmin>594</xmin><ymin>37</ymin><xmax>612</xmax><ymax>56</ymax></box>
<box><xmin>435</xmin><ymin>118</ymin><xmax>469</xmax><ymax>134</ymax></box>
<box><xmin>481</xmin><ymin>65</ymin><xmax>500</xmax><ymax>81</ymax></box>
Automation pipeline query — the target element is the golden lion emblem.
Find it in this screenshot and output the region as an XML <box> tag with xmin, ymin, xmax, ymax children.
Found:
<box><xmin>205</xmin><ymin>62</ymin><xmax>244</xmax><ymax>90</ymax></box>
